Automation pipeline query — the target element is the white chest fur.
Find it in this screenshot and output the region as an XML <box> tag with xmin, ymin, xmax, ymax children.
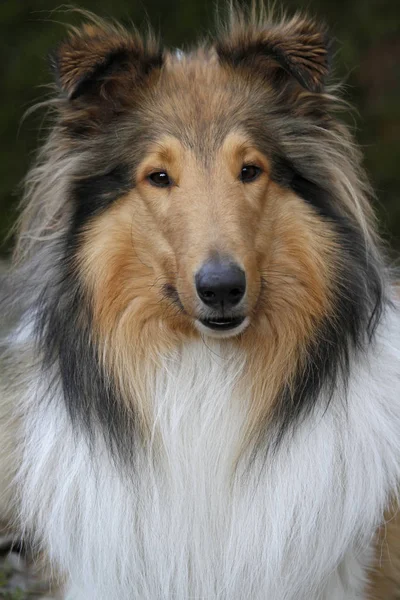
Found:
<box><xmin>18</xmin><ymin>312</ymin><xmax>400</xmax><ymax>600</ymax></box>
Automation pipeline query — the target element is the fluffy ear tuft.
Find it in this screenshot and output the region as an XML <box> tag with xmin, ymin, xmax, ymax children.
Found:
<box><xmin>51</xmin><ymin>20</ymin><xmax>163</xmax><ymax>102</ymax></box>
<box><xmin>216</xmin><ymin>13</ymin><xmax>331</xmax><ymax>93</ymax></box>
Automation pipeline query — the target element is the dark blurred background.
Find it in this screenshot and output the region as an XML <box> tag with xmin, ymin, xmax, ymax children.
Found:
<box><xmin>0</xmin><ymin>0</ymin><xmax>399</xmax><ymax>256</ymax></box>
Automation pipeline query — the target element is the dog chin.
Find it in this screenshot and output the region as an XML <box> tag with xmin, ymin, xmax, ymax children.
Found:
<box><xmin>194</xmin><ymin>316</ymin><xmax>250</xmax><ymax>339</ymax></box>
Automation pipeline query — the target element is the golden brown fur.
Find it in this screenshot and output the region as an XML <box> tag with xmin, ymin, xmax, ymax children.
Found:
<box><xmin>369</xmin><ymin>505</ymin><xmax>400</xmax><ymax>599</ymax></box>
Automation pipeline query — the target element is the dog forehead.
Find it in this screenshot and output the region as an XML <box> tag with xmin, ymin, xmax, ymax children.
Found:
<box><xmin>139</xmin><ymin>51</ymin><xmax>269</xmax><ymax>157</ymax></box>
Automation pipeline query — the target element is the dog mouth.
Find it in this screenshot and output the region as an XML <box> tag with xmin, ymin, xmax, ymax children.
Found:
<box><xmin>199</xmin><ymin>316</ymin><xmax>246</xmax><ymax>331</ymax></box>
<box><xmin>195</xmin><ymin>315</ymin><xmax>250</xmax><ymax>338</ymax></box>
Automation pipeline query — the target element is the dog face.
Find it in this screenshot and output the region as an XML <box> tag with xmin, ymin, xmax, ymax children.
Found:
<box><xmin>79</xmin><ymin>125</ymin><xmax>333</xmax><ymax>344</ymax></box>
<box><xmin>54</xmin><ymin>18</ymin><xmax>338</xmax><ymax>344</ymax></box>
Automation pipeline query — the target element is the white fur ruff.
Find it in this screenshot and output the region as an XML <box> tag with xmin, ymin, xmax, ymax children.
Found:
<box><xmin>14</xmin><ymin>306</ymin><xmax>400</xmax><ymax>599</ymax></box>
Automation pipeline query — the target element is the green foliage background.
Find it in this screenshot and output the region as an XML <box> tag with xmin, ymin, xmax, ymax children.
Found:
<box><xmin>0</xmin><ymin>0</ymin><xmax>399</xmax><ymax>255</ymax></box>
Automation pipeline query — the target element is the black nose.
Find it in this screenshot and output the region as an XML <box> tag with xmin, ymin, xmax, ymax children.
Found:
<box><xmin>195</xmin><ymin>259</ymin><xmax>246</xmax><ymax>309</ymax></box>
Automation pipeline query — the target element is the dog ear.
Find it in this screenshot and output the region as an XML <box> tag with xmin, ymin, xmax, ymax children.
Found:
<box><xmin>216</xmin><ymin>15</ymin><xmax>331</xmax><ymax>93</ymax></box>
<box><xmin>51</xmin><ymin>21</ymin><xmax>163</xmax><ymax>102</ymax></box>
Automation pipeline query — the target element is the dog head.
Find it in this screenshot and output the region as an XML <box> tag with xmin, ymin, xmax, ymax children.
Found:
<box><xmin>18</xmin><ymin>10</ymin><xmax>383</xmax><ymax>444</ymax></box>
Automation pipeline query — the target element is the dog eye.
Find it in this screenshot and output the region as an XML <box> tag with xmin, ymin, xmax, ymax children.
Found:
<box><xmin>240</xmin><ymin>165</ymin><xmax>262</xmax><ymax>183</ymax></box>
<box><xmin>147</xmin><ymin>171</ymin><xmax>171</xmax><ymax>188</ymax></box>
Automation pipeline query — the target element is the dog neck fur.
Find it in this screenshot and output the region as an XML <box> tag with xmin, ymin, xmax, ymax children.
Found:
<box><xmin>16</xmin><ymin>305</ymin><xmax>400</xmax><ymax>599</ymax></box>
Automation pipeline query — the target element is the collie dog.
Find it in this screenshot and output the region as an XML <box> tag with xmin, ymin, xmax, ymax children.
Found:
<box><xmin>1</xmin><ymin>7</ymin><xmax>399</xmax><ymax>599</ymax></box>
